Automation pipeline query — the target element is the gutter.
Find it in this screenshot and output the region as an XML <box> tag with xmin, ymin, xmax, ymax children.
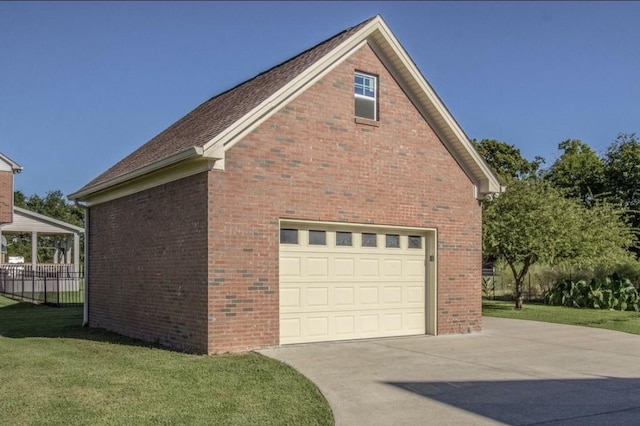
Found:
<box><xmin>68</xmin><ymin>146</ymin><xmax>206</xmax><ymax>201</ymax></box>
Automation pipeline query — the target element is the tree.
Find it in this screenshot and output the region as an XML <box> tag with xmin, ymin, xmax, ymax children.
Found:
<box><xmin>545</xmin><ymin>139</ymin><xmax>605</xmax><ymax>205</ymax></box>
<box><xmin>604</xmin><ymin>133</ymin><xmax>640</xmax><ymax>227</ymax></box>
<box><xmin>16</xmin><ymin>190</ymin><xmax>83</xmax><ymax>227</ymax></box>
<box><xmin>473</xmin><ymin>139</ymin><xmax>544</xmax><ymax>183</ymax></box>
<box><xmin>483</xmin><ymin>179</ymin><xmax>634</xmax><ymax>309</ymax></box>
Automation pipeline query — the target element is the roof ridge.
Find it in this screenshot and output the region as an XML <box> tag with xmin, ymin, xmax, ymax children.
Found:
<box><xmin>76</xmin><ymin>15</ymin><xmax>377</xmax><ymax>193</ymax></box>
<box><xmin>205</xmin><ymin>15</ymin><xmax>379</xmax><ymax>104</ymax></box>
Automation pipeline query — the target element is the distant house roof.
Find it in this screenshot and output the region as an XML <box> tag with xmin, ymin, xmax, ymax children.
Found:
<box><xmin>0</xmin><ymin>153</ymin><xmax>23</xmax><ymax>173</ymax></box>
<box><xmin>70</xmin><ymin>15</ymin><xmax>501</xmax><ymax>203</ymax></box>
<box><xmin>1</xmin><ymin>206</ymin><xmax>84</xmax><ymax>235</ymax></box>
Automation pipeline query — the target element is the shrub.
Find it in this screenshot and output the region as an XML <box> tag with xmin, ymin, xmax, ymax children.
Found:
<box><xmin>543</xmin><ymin>275</ymin><xmax>639</xmax><ymax>311</ymax></box>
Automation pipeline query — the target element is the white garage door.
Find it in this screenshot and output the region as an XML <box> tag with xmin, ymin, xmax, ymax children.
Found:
<box><xmin>279</xmin><ymin>223</ymin><xmax>427</xmax><ymax>345</ymax></box>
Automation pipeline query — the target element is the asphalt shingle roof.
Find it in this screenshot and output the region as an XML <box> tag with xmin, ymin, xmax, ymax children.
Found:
<box><xmin>81</xmin><ymin>16</ymin><xmax>376</xmax><ymax>192</ymax></box>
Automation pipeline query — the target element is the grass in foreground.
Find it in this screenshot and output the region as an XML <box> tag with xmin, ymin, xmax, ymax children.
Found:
<box><xmin>0</xmin><ymin>296</ymin><xmax>333</xmax><ymax>426</ymax></box>
<box><xmin>483</xmin><ymin>299</ymin><xmax>640</xmax><ymax>335</ymax></box>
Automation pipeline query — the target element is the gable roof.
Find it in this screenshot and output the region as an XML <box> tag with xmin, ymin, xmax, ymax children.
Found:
<box><xmin>1</xmin><ymin>206</ymin><xmax>84</xmax><ymax>235</ymax></box>
<box><xmin>70</xmin><ymin>15</ymin><xmax>501</xmax><ymax>204</ymax></box>
<box><xmin>0</xmin><ymin>152</ymin><xmax>22</xmax><ymax>173</ymax></box>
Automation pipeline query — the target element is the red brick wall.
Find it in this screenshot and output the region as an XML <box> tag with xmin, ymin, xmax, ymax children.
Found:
<box><xmin>88</xmin><ymin>173</ymin><xmax>209</xmax><ymax>353</ymax></box>
<box><xmin>0</xmin><ymin>170</ymin><xmax>13</xmax><ymax>224</ymax></box>
<box><xmin>207</xmin><ymin>43</ymin><xmax>482</xmax><ymax>353</ymax></box>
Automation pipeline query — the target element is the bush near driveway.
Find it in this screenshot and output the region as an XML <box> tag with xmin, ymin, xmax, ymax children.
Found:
<box><xmin>0</xmin><ymin>296</ymin><xmax>333</xmax><ymax>426</ymax></box>
<box><xmin>543</xmin><ymin>275</ymin><xmax>639</xmax><ymax>311</ymax></box>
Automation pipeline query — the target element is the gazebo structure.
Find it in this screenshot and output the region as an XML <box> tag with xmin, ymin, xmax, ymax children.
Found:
<box><xmin>0</xmin><ymin>207</ymin><xmax>84</xmax><ymax>305</ymax></box>
<box><xmin>0</xmin><ymin>206</ymin><xmax>83</xmax><ymax>271</ymax></box>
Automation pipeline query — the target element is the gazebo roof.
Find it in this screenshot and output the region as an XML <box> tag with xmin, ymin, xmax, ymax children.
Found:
<box><xmin>0</xmin><ymin>207</ymin><xmax>84</xmax><ymax>235</ymax></box>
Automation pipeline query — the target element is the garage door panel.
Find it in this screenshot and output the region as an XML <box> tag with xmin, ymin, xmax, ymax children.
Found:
<box><xmin>334</xmin><ymin>287</ymin><xmax>355</xmax><ymax>305</ymax></box>
<box><xmin>382</xmin><ymin>286</ymin><xmax>403</xmax><ymax>304</ymax></box>
<box><xmin>335</xmin><ymin>315</ymin><xmax>356</xmax><ymax>335</ymax></box>
<box><xmin>407</xmin><ymin>285</ymin><xmax>425</xmax><ymax>304</ymax></box>
<box><xmin>280</xmin><ymin>318</ymin><xmax>301</xmax><ymax>340</ymax></box>
<box><xmin>406</xmin><ymin>312</ymin><xmax>425</xmax><ymax>330</ymax></box>
<box><xmin>360</xmin><ymin>286</ymin><xmax>379</xmax><ymax>305</ymax></box>
<box><xmin>280</xmin><ymin>288</ymin><xmax>301</xmax><ymax>309</ymax></box>
<box><xmin>281</xmin><ymin>257</ymin><xmax>301</xmax><ymax>277</ymax></box>
<box><xmin>306</xmin><ymin>287</ymin><xmax>329</xmax><ymax>307</ymax></box>
<box><xmin>359</xmin><ymin>259</ymin><xmax>379</xmax><ymax>276</ymax></box>
<box><xmin>383</xmin><ymin>313</ymin><xmax>403</xmax><ymax>331</ymax></box>
<box><xmin>360</xmin><ymin>314</ymin><xmax>380</xmax><ymax>333</ymax></box>
<box><xmin>382</xmin><ymin>259</ymin><xmax>402</xmax><ymax>277</ymax></box>
<box><xmin>307</xmin><ymin>257</ymin><xmax>329</xmax><ymax>276</ymax></box>
<box><xmin>406</xmin><ymin>259</ymin><xmax>424</xmax><ymax>277</ymax></box>
<box><xmin>334</xmin><ymin>258</ymin><xmax>355</xmax><ymax>276</ymax></box>
<box><xmin>280</xmin><ymin>225</ymin><xmax>426</xmax><ymax>344</ymax></box>
<box><xmin>308</xmin><ymin>317</ymin><xmax>329</xmax><ymax>337</ymax></box>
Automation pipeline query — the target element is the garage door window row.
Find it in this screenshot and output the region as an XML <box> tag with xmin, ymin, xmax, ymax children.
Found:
<box><xmin>280</xmin><ymin>228</ymin><xmax>422</xmax><ymax>249</ymax></box>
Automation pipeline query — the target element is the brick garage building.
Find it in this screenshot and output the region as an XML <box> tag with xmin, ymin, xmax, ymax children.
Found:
<box><xmin>70</xmin><ymin>16</ymin><xmax>501</xmax><ymax>354</ymax></box>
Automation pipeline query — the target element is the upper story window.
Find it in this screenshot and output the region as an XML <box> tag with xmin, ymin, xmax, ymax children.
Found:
<box><xmin>354</xmin><ymin>72</ymin><xmax>377</xmax><ymax>120</ymax></box>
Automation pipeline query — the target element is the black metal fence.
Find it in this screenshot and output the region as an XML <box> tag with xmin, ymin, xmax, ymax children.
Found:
<box><xmin>0</xmin><ymin>264</ymin><xmax>84</xmax><ymax>307</ymax></box>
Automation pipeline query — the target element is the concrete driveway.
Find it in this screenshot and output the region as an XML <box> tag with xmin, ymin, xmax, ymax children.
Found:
<box><xmin>258</xmin><ymin>317</ymin><xmax>640</xmax><ymax>425</ymax></box>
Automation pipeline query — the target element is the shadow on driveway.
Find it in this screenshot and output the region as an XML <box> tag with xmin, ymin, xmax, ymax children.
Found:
<box><xmin>386</xmin><ymin>377</ymin><xmax>640</xmax><ymax>425</ymax></box>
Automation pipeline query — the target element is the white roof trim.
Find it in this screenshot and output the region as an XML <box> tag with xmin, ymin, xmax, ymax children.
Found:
<box><xmin>203</xmin><ymin>15</ymin><xmax>501</xmax><ymax>198</ymax></box>
<box><xmin>5</xmin><ymin>206</ymin><xmax>85</xmax><ymax>234</ymax></box>
<box><xmin>0</xmin><ymin>152</ymin><xmax>23</xmax><ymax>173</ymax></box>
<box><xmin>72</xmin><ymin>15</ymin><xmax>501</xmax><ymax>202</ymax></box>
<box><xmin>69</xmin><ymin>146</ymin><xmax>214</xmax><ymax>201</ymax></box>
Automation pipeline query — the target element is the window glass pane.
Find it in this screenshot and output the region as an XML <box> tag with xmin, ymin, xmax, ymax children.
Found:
<box><xmin>355</xmin><ymin>98</ymin><xmax>375</xmax><ymax>120</ymax></box>
<box><xmin>280</xmin><ymin>228</ymin><xmax>298</xmax><ymax>244</ymax></box>
<box><xmin>386</xmin><ymin>234</ymin><xmax>400</xmax><ymax>248</ymax></box>
<box><xmin>336</xmin><ymin>231</ymin><xmax>352</xmax><ymax>246</ymax></box>
<box><xmin>362</xmin><ymin>233</ymin><xmax>377</xmax><ymax>247</ymax></box>
<box><xmin>354</xmin><ymin>73</ymin><xmax>375</xmax><ymax>99</ymax></box>
<box><xmin>309</xmin><ymin>230</ymin><xmax>326</xmax><ymax>245</ymax></box>
<box><xmin>408</xmin><ymin>235</ymin><xmax>422</xmax><ymax>249</ymax></box>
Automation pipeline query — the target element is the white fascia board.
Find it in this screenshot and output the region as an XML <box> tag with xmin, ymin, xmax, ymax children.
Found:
<box><xmin>373</xmin><ymin>20</ymin><xmax>502</xmax><ymax>197</ymax></box>
<box><xmin>69</xmin><ymin>146</ymin><xmax>217</xmax><ymax>201</ymax></box>
<box><xmin>202</xmin><ymin>20</ymin><xmax>383</xmax><ymax>162</ymax></box>
<box><xmin>0</xmin><ymin>152</ymin><xmax>22</xmax><ymax>173</ymax></box>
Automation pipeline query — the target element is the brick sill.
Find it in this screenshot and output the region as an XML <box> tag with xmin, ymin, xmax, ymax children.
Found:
<box><xmin>354</xmin><ymin>117</ymin><xmax>380</xmax><ymax>127</ymax></box>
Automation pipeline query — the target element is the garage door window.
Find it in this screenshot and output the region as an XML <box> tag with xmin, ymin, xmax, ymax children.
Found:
<box><xmin>336</xmin><ymin>231</ymin><xmax>353</xmax><ymax>246</ymax></box>
<box><xmin>309</xmin><ymin>230</ymin><xmax>326</xmax><ymax>245</ymax></box>
<box><xmin>362</xmin><ymin>233</ymin><xmax>377</xmax><ymax>247</ymax></box>
<box><xmin>280</xmin><ymin>228</ymin><xmax>298</xmax><ymax>244</ymax></box>
<box><xmin>408</xmin><ymin>235</ymin><xmax>422</xmax><ymax>249</ymax></box>
<box><xmin>386</xmin><ymin>234</ymin><xmax>400</xmax><ymax>248</ymax></box>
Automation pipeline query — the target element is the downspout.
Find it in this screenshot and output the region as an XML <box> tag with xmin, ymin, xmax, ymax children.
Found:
<box><xmin>74</xmin><ymin>201</ymin><xmax>89</xmax><ymax>327</ymax></box>
<box><xmin>83</xmin><ymin>206</ymin><xmax>89</xmax><ymax>326</ymax></box>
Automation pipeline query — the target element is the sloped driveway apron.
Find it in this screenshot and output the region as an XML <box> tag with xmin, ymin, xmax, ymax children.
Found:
<box><xmin>258</xmin><ymin>317</ymin><xmax>640</xmax><ymax>425</ymax></box>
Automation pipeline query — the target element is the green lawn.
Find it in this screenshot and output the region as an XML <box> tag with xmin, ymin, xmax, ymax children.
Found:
<box><xmin>483</xmin><ymin>299</ymin><xmax>640</xmax><ymax>335</ymax></box>
<box><xmin>0</xmin><ymin>295</ymin><xmax>333</xmax><ymax>426</ymax></box>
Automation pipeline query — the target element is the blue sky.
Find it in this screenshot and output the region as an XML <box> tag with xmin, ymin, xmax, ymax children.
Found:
<box><xmin>2</xmin><ymin>1</ymin><xmax>639</xmax><ymax>197</ymax></box>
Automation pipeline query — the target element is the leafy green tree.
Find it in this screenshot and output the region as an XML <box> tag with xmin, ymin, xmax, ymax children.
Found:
<box><xmin>473</xmin><ymin>139</ymin><xmax>544</xmax><ymax>183</ymax></box>
<box><xmin>483</xmin><ymin>179</ymin><xmax>634</xmax><ymax>309</ymax></box>
<box><xmin>545</xmin><ymin>139</ymin><xmax>605</xmax><ymax>204</ymax></box>
<box><xmin>604</xmin><ymin>133</ymin><xmax>640</xmax><ymax>227</ymax></box>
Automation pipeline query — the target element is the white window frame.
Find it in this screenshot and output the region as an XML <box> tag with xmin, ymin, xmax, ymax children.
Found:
<box><xmin>354</xmin><ymin>72</ymin><xmax>377</xmax><ymax>120</ymax></box>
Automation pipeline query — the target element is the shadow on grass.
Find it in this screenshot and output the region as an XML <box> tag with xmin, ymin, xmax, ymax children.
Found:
<box><xmin>0</xmin><ymin>298</ymin><xmax>162</xmax><ymax>350</ymax></box>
